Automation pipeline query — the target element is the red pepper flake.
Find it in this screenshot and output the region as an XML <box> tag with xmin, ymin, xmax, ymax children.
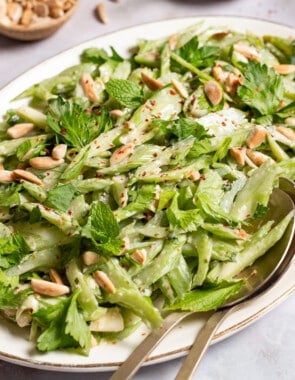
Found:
<box><xmin>60</xmin><ymin>128</ymin><xmax>67</xmax><ymax>135</ymax></box>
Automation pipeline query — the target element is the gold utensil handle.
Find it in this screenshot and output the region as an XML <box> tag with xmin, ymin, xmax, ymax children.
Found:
<box><xmin>110</xmin><ymin>311</ymin><xmax>193</xmax><ymax>380</ymax></box>
<box><xmin>175</xmin><ymin>308</ymin><xmax>232</xmax><ymax>380</ymax></box>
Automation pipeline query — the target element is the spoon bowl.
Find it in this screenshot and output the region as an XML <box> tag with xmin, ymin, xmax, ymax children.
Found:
<box><xmin>0</xmin><ymin>1</ymin><xmax>79</xmax><ymax>41</ymax></box>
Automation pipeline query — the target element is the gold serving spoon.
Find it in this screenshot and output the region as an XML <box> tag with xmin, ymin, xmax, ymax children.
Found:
<box><xmin>110</xmin><ymin>183</ymin><xmax>295</xmax><ymax>380</ymax></box>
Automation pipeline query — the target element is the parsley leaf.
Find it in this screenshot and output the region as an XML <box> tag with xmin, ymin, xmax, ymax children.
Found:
<box><xmin>0</xmin><ymin>285</ymin><xmax>28</xmax><ymax>309</ymax></box>
<box><xmin>171</xmin><ymin>118</ymin><xmax>207</xmax><ymax>140</ymax></box>
<box><xmin>173</xmin><ymin>36</ymin><xmax>219</xmax><ymax>71</ymax></box>
<box><xmin>47</xmin><ymin>97</ymin><xmax>112</xmax><ymax>148</ymax></box>
<box><xmin>0</xmin><ymin>234</ymin><xmax>30</xmax><ymax>269</ymax></box>
<box><xmin>238</xmin><ymin>62</ymin><xmax>284</xmax><ymax>116</ymax></box>
<box><xmin>81</xmin><ymin>46</ymin><xmax>123</xmax><ymax>64</ymax></box>
<box><xmin>46</xmin><ymin>183</ymin><xmax>77</xmax><ymax>212</ymax></box>
<box><xmin>105</xmin><ymin>79</ymin><xmax>144</xmax><ymax>108</ymax></box>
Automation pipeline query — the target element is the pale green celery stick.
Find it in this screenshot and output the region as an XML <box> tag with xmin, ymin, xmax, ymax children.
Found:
<box><xmin>66</xmin><ymin>260</ymin><xmax>106</xmax><ymax>321</ymax></box>
<box><xmin>167</xmin><ymin>254</ymin><xmax>191</xmax><ymax>296</ymax></box>
<box><xmin>85</xmin><ymin>156</ymin><xmax>108</xmax><ymax>169</ymax></box>
<box><xmin>22</xmin><ymin>181</ymin><xmax>47</xmax><ymax>202</ymax></box>
<box><xmin>111</xmin><ymin>176</ymin><xmax>128</xmax><ymax>207</ymax></box>
<box><xmin>230</xmin><ymin>160</ymin><xmax>279</xmax><ymax>221</ymax></box>
<box><xmin>120</xmin><ymin>86</ymin><xmax>183</xmax><ymax>145</ymax></box>
<box><xmin>88</xmin><ymin>125</ymin><xmax>124</xmax><ymax>158</ymax></box>
<box><xmin>60</xmin><ymin>145</ymin><xmax>90</xmax><ymax>181</ymax></box>
<box><xmin>98</xmin><ymin>145</ymin><xmax>164</xmax><ymax>175</ymax></box>
<box><xmin>13</xmin><ymin>222</ymin><xmax>76</xmax><ymax>251</ymax></box>
<box><xmin>99</xmin><ymin>60</ymin><xmax>117</xmax><ymax>83</ymax></box>
<box><xmin>75</xmin><ymin>178</ymin><xmax>113</xmax><ymax>193</ymax></box>
<box><xmin>134</xmin><ymin>238</ymin><xmax>185</xmax><ymax>288</ymax></box>
<box><xmin>0</xmin><ymin>134</ymin><xmax>49</xmax><ymax>157</ymax></box>
<box><xmin>6</xmin><ymin>247</ymin><xmax>61</xmax><ymax>276</ymax></box>
<box><xmin>134</xmin><ymin>37</ymin><xmax>167</xmax><ymax>67</ymax></box>
<box><xmin>160</xmin><ymin>43</ymin><xmax>171</xmax><ymax>77</ymax></box>
<box><xmin>278</xmin><ymin>158</ymin><xmax>295</xmax><ymax>180</ymax></box>
<box><xmin>157</xmin><ymin>276</ymin><xmax>176</xmax><ymax>303</ymax></box>
<box><xmin>192</xmin><ymin>231</ymin><xmax>213</xmax><ymax>287</ymax></box>
<box><xmin>0</xmin><ymin>221</ymin><xmax>12</xmax><ymax>237</ymax></box>
<box><xmin>174</xmin><ymin>22</ymin><xmax>205</xmax><ymax>49</ymax></box>
<box><xmin>202</xmin><ymin>223</ymin><xmax>241</xmax><ymax>240</ymax></box>
<box><xmin>15</xmin><ymin>63</ymin><xmax>96</xmax><ymax>100</ymax></box>
<box><xmin>69</xmin><ymin>195</ymin><xmax>89</xmax><ymax>224</ymax></box>
<box><xmin>267</xmin><ymin>134</ymin><xmax>289</xmax><ymax>161</ymax></box>
<box><xmin>112</xmin><ymin>61</ymin><xmax>131</xmax><ymax>80</ymax></box>
<box><xmin>136</xmin><ymin>213</ymin><xmax>169</xmax><ymax>239</ymax></box>
<box><xmin>207</xmin><ymin>212</ymin><xmax>293</xmax><ymax>283</ymax></box>
<box><xmin>22</xmin><ymin>203</ymin><xmax>79</xmax><ymax>235</ymax></box>
<box><xmin>171</xmin><ymin>53</ymin><xmax>213</xmax><ymax>82</ymax></box>
<box><xmin>219</xmin><ymin>177</ymin><xmax>247</xmax><ymax>213</ymax></box>
<box><xmin>134</xmin><ymin>156</ymin><xmax>210</xmax><ymax>183</ymax></box>
<box><xmin>16</xmin><ymin>107</ymin><xmax>47</xmax><ymax>129</ymax></box>
<box><xmin>100</xmin><ymin>258</ymin><xmax>162</xmax><ymax>328</ymax></box>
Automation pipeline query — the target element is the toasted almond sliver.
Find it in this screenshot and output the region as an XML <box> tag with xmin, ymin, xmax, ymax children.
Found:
<box><xmin>96</xmin><ymin>3</ymin><xmax>107</xmax><ymax>24</ymax></box>
<box><xmin>83</xmin><ymin>251</ymin><xmax>99</xmax><ymax>266</ymax></box>
<box><xmin>109</xmin><ymin>109</ymin><xmax>125</xmax><ymax>119</ymax></box>
<box><xmin>13</xmin><ymin>169</ymin><xmax>43</xmax><ymax>186</ymax></box>
<box><xmin>131</xmin><ymin>249</ymin><xmax>147</xmax><ymax>265</ymax></box>
<box><xmin>109</xmin><ymin>143</ymin><xmax>134</xmax><ymax>166</ymax></box>
<box><xmin>184</xmin><ymin>169</ymin><xmax>200</xmax><ymax>181</ymax></box>
<box><xmin>246</xmin><ymin>149</ymin><xmax>273</xmax><ymax>166</ymax></box>
<box><xmin>276</xmin><ymin>126</ymin><xmax>295</xmax><ymax>141</ymax></box>
<box><xmin>7</xmin><ymin>123</ymin><xmax>35</xmax><ymax>139</ymax></box>
<box><xmin>285</xmin><ymin>117</ymin><xmax>295</xmax><ymax>126</ymax></box>
<box><xmin>7</xmin><ymin>2</ymin><xmax>22</xmax><ymax>24</ymax></box>
<box><xmin>80</xmin><ymin>73</ymin><xmax>100</xmax><ymax>102</ymax></box>
<box><xmin>48</xmin><ymin>268</ymin><xmax>64</xmax><ymax>285</ymax></box>
<box><xmin>52</xmin><ymin>144</ymin><xmax>67</xmax><ymax>160</ymax></box>
<box><xmin>230</xmin><ymin>147</ymin><xmax>246</xmax><ymax>166</ymax></box>
<box><xmin>141</xmin><ymin>72</ymin><xmax>163</xmax><ymax>91</ymax></box>
<box><xmin>204</xmin><ymin>80</ymin><xmax>223</xmax><ymax>106</ymax></box>
<box><xmin>246</xmin><ymin>126</ymin><xmax>267</xmax><ymax>149</ymax></box>
<box><xmin>274</xmin><ymin>64</ymin><xmax>295</xmax><ymax>75</ymax></box>
<box><xmin>168</xmin><ymin>34</ymin><xmax>178</xmax><ymax>51</ymax></box>
<box><xmin>29</xmin><ymin>156</ymin><xmax>64</xmax><ymax>170</ymax></box>
<box><xmin>93</xmin><ymin>271</ymin><xmax>116</xmax><ymax>294</ymax></box>
<box><xmin>21</xmin><ymin>9</ymin><xmax>34</xmax><ymax>26</ymax></box>
<box><xmin>0</xmin><ymin>170</ymin><xmax>15</xmax><ymax>184</ymax></box>
<box><xmin>234</xmin><ymin>41</ymin><xmax>260</xmax><ymax>61</ymax></box>
<box><xmin>171</xmin><ymin>79</ymin><xmax>188</xmax><ymax>98</ymax></box>
<box><xmin>31</xmin><ymin>278</ymin><xmax>70</xmax><ymax>297</ymax></box>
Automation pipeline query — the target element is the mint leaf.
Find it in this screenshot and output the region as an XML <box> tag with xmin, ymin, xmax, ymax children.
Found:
<box><xmin>46</xmin><ymin>184</ymin><xmax>77</xmax><ymax>212</ymax></box>
<box><xmin>105</xmin><ymin>79</ymin><xmax>144</xmax><ymax>108</ymax></box>
<box><xmin>171</xmin><ymin>118</ymin><xmax>207</xmax><ymax>140</ymax></box>
<box><xmin>47</xmin><ymin>97</ymin><xmax>112</xmax><ymax>148</ymax></box>
<box><xmin>65</xmin><ymin>291</ymin><xmax>91</xmax><ymax>351</ymax></box>
<box><xmin>82</xmin><ymin>201</ymin><xmax>122</xmax><ymax>255</ymax></box>
<box><xmin>238</xmin><ymin>62</ymin><xmax>284</xmax><ymax>115</ymax></box>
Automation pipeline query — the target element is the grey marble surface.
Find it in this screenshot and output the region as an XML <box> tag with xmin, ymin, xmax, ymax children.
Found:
<box><xmin>0</xmin><ymin>0</ymin><xmax>295</xmax><ymax>379</ymax></box>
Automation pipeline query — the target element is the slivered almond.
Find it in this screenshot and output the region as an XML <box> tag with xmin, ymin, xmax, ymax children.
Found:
<box><xmin>276</xmin><ymin>126</ymin><xmax>295</xmax><ymax>141</ymax></box>
<box><xmin>168</xmin><ymin>34</ymin><xmax>178</xmax><ymax>50</ymax></box>
<box><xmin>93</xmin><ymin>271</ymin><xmax>116</xmax><ymax>294</ymax></box>
<box><xmin>184</xmin><ymin>169</ymin><xmax>200</xmax><ymax>181</ymax></box>
<box><xmin>246</xmin><ymin>126</ymin><xmax>267</xmax><ymax>149</ymax></box>
<box><xmin>171</xmin><ymin>79</ymin><xmax>188</xmax><ymax>98</ymax></box>
<box><xmin>285</xmin><ymin>117</ymin><xmax>295</xmax><ymax>126</ymax></box>
<box><xmin>131</xmin><ymin>249</ymin><xmax>147</xmax><ymax>265</ymax></box>
<box><xmin>83</xmin><ymin>251</ymin><xmax>99</xmax><ymax>266</ymax></box>
<box><xmin>109</xmin><ymin>109</ymin><xmax>125</xmax><ymax>119</ymax></box>
<box><xmin>0</xmin><ymin>170</ymin><xmax>15</xmax><ymax>183</ymax></box>
<box><xmin>212</xmin><ymin>65</ymin><xmax>229</xmax><ymax>83</ymax></box>
<box><xmin>7</xmin><ymin>123</ymin><xmax>35</xmax><ymax>139</ymax></box>
<box><xmin>141</xmin><ymin>72</ymin><xmax>163</xmax><ymax>91</ymax></box>
<box><xmin>204</xmin><ymin>81</ymin><xmax>223</xmax><ymax>106</ymax></box>
<box><xmin>31</xmin><ymin>278</ymin><xmax>70</xmax><ymax>297</ymax></box>
<box><xmin>224</xmin><ymin>72</ymin><xmax>243</xmax><ymax>94</ymax></box>
<box><xmin>109</xmin><ymin>143</ymin><xmax>134</xmax><ymax>166</ymax></box>
<box><xmin>29</xmin><ymin>156</ymin><xmax>64</xmax><ymax>170</ymax></box>
<box><xmin>52</xmin><ymin>144</ymin><xmax>67</xmax><ymax>160</ymax></box>
<box><xmin>80</xmin><ymin>73</ymin><xmax>99</xmax><ymax>102</ymax></box>
<box><xmin>49</xmin><ymin>268</ymin><xmax>63</xmax><ymax>285</ymax></box>
<box><xmin>230</xmin><ymin>147</ymin><xmax>246</xmax><ymax>165</ymax></box>
<box><xmin>234</xmin><ymin>41</ymin><xmax>260</xmax><ymax>61</ymax></box>
<box><xmin>96</xmin><ymin>2</ymin><xmax>107</xmax><ymax>24</ymax></box>
<box><xmin>246</xmin><ymin>149</ymin><xmax>273</xmax><ymax>166</ymax></box>
<box><xmin>273</xmin><ymin>64</ymin><xmax>295</xmax><ymax>75</ymax></box>
<box><xmin>21</xmin><ymin>8</ymin><xmax>34</xmax><ymax>26</ymax></box>
<box><xmin>7</xmin><ymin>2</ymin><xmax>22</xmax><ymax>23</ymax></box>
<box><xmin>12</xmin><ymin>169</ymin><xmax>43</xmax><ymax>186</ymax></box>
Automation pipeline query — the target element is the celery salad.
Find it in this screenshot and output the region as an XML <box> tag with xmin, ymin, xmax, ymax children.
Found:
<box><xmin>0</xmin><ymin>23</ymin><xmax>294</xmax><ymax>355</ymax></box>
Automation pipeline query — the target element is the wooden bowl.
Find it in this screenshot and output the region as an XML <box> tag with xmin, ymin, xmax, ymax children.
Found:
<box><xmin>0</xmin><ymin>1</ymin><xmax>79</xmax><ymax>41</ymax></box>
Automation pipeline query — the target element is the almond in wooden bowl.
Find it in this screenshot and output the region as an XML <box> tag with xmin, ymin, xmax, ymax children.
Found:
<box><xmin>0</xmin><ymin>0</ymin><xmax>79</xmax><ymax>41</ymax></box>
